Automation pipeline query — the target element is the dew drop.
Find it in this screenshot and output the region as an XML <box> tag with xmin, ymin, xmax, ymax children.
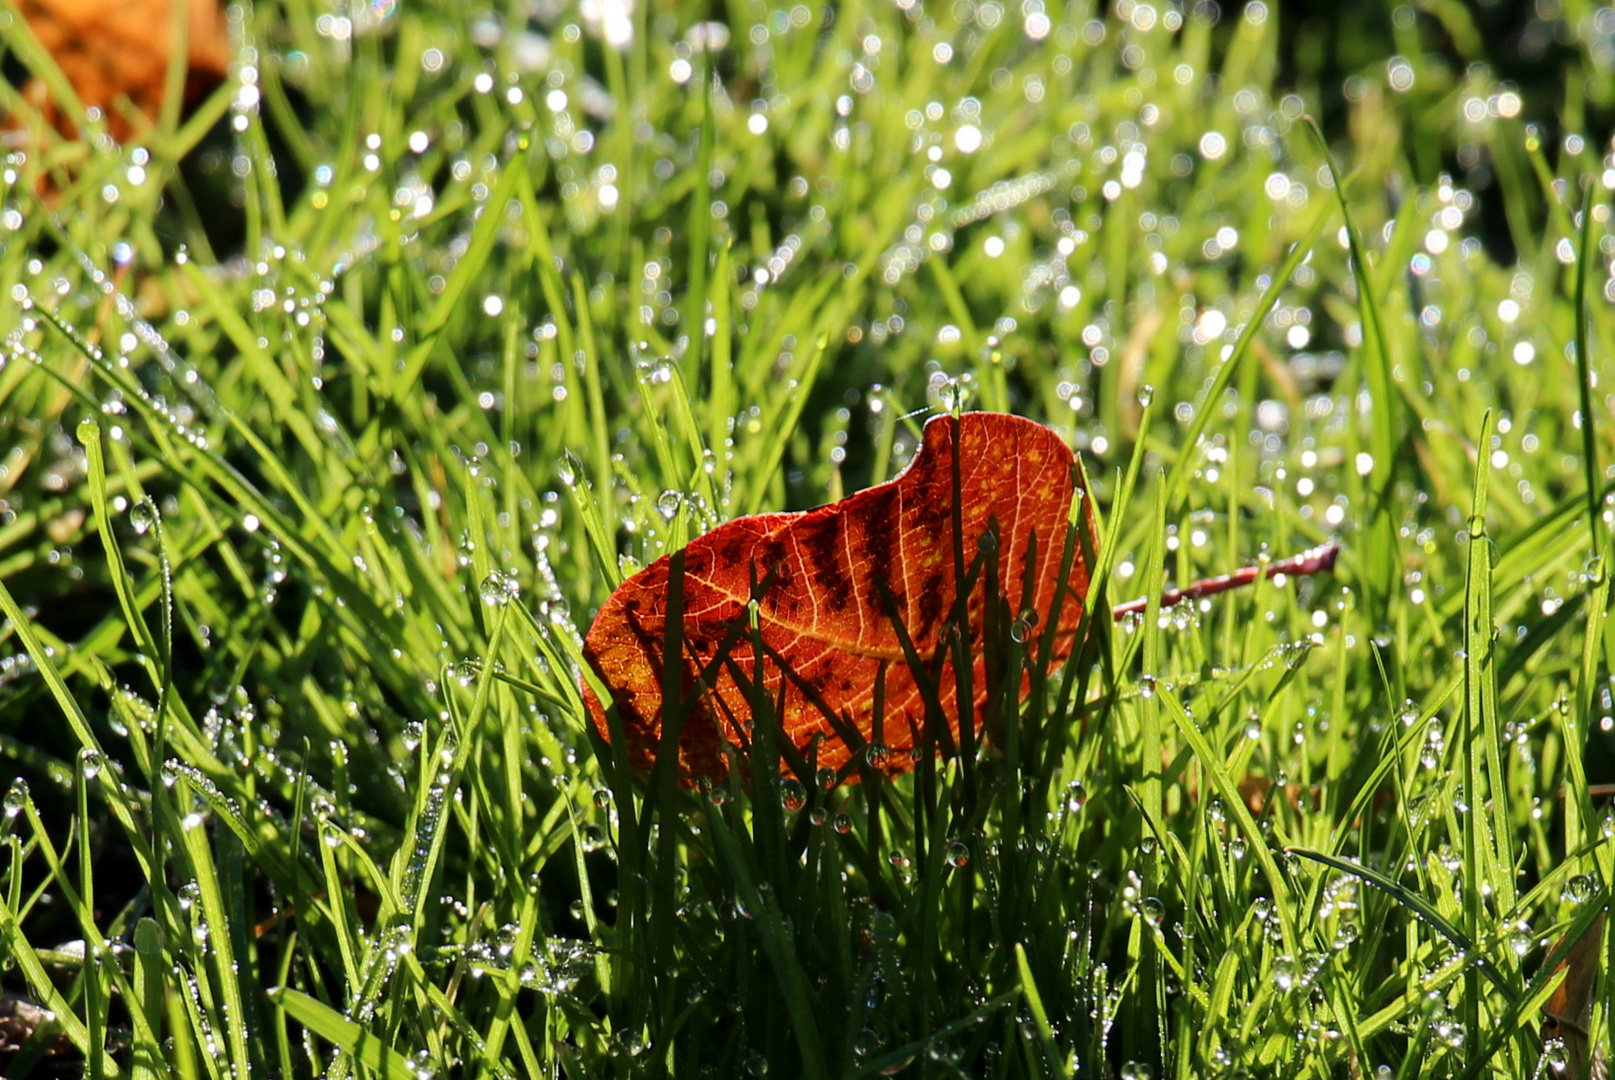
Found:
<box><xmin>1562</xmin><ymin>873</ymin><xmax>1595</xmax><ymax>903</ymax></box>
<box><xmin>3</xmin><ymin>779</ymin><xmax>29</xmax><ymax>818</ymax></box>
<box><xmin>1506</xmin><ymin>919</ymin><xmax>1533</xmax><ymax>958</ymax></box>
<box><xmin>479</xmin><ymin>570</ymin><xmax>519</xmax><ymax>606</ymax></box>
<box><xmin>130</xmin><ymin>499</ymin><xmax>158</xmax><ymax>535</ymax></box>
<box><xmin>1065</xmin><ymin>781</ymin><xmax>1088</xmax><ymax>812</ymax></box>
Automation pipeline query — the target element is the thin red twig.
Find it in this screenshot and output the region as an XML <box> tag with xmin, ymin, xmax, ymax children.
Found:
<box><xmin>1110</xmin><ymin>541</ymin><xmax>1341</xmax><ymax>620</ymax></box>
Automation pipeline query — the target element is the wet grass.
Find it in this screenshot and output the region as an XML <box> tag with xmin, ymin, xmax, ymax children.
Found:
<box><xmin>0</xmin><ymin>0</ymin><xmax>1612</xmax><ymax>1076</ymax></box>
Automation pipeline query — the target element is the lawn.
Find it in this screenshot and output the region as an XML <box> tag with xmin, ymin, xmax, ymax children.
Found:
<box><xmin>0</xmin><ymin>0</ymin><xmax>1610</xmax><ymax>1076</ymax></box>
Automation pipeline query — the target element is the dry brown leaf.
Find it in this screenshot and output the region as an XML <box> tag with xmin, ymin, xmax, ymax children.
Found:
<box><xmin>1543</xmin><ymin>912</ymin><xmax>1608</xmax><ymax>1080</ymax></box>
<box><xmin>14</xmin><ymin>0</ymin><xmax>230</xmax><ymax>142</ymax></box>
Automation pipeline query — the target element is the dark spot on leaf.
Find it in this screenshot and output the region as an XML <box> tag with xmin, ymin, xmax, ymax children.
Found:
<box><xmin>916</xmin><ymin>574</ymin><xmax>946</xmax><ymax>639</ymax></box>
<box><xmin>795</xmin><ymin>516</ymin><xmax>852</xmax><ymax>611</ymax></box>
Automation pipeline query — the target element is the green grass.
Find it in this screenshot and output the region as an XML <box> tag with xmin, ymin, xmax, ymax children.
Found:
<box><xmin>0</xmin><ymin>0</ymin><xmax>1612</xmax><ymax>1076</ymax></box>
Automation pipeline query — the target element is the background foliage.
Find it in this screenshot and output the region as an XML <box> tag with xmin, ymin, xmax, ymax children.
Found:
<box><xmin>0</xmin><ymin>0</ymin><xmax>1611</xmax><ymax>1075</ymax></box>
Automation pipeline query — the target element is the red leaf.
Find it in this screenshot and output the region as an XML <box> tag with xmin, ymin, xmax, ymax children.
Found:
<box><xmin>582</xmin><ymin>413</ymin><xmax>1094</xmax><ymax>782</ymax></box>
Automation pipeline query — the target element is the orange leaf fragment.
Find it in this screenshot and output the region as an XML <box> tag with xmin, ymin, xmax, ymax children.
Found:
<box><xmin>582</xmin><ymin>412</ymin><xmax>1095</xmax><ymax>782</ymax></box>
<box><xmin>14</xmin><ymin>0</ymin><xmax>230</xmax><ymax>143</ymax></box>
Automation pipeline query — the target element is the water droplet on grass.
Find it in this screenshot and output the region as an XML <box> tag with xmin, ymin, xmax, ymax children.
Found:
<box><xmin>130</xmin><ymin>499</ymin><xmax>157</xmax><ymax>535</ymax></box>
<box><xmin>479</xmin><ymin>570</ymin><xmax>519</xmax><ymax>606</ymax></box>
<box><xmin>4</xmin><ymin>779</ymin><xmax>29</xmax><ymax>817</ymax></box>
<box><xmin>1506</xmin><ymin>920</ymin><xmax>1534</xmax><ymax>957</ymax></box>
<box><xmin>1562</xmin><ymin>874</ymin><xmax>1595</xmax><ymax>903</ymax></box>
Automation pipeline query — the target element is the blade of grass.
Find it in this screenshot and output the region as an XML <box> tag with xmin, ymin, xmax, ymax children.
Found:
<box><xmin>1159</xmin><ymin>687</ymin><xmax>1299</xmax><ymax>955</ymax></box>
<box><xmin>1287</xmin><ymin>847</ymin><xmax>1515</xmax><ymax>1001</ymax></box>
<box><xmin>271</xmin><ymin>988</ymin><xmax>419</xmax><ymax>1080</ymax></box>
<box><xmin>1572</xmin><ymin>176</ymin><xmax>1605</xmax><ymax>564</ymax></box>
<box><xmin>1302</xmin><ymin>117</ymin><xmax>1400</xmax><ymax>628</ymax></box>
<box><xmin>1015</xmin><ymin>943</ymin><xmax>1065</xmax><ymax>1077</ymax></box>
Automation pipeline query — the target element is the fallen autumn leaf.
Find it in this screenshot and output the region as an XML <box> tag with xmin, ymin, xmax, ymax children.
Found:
<box><xmin>12</xmin><ymin>0</ymin><xmax>229</xmax><ymax>143</ymax></box>
<box><xmin>582</xmin><ymin>412</ymin><xmax>1094</xmax><ymax>782</ymax></box>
